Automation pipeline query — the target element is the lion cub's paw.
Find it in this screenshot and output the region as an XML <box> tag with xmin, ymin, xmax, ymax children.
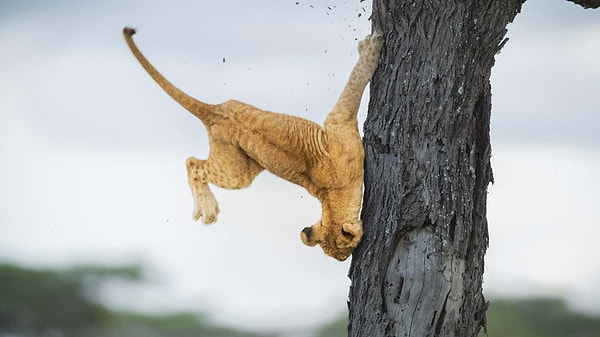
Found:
<box><xmin>357</xmin><ymin>31</ymin><xmax>383</xmax><ymax>75</ymax></box>
<box><xmin>192</xmin><ymin>191</ymin><xmax>220</xmax><ymax>224</ymax></box>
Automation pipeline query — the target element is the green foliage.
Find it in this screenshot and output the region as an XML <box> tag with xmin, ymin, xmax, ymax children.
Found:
<box><xmin>2</xmin><ymin>263</ymin><xmax>600</xmax><ymax>337</ymax></box>
<box><xmin>314</xmin><ymin>313</ymin><xmax>347</xmax><ymax>337</ymax></box>
<box><xmin>89</xmin><ymin>311</ymin><xmax>268</xmax><ymax>337</ymax></box>
<box><xmin>480</xmin><ymin>298</ymin><xmax>600</xmax><ymax>337</ymax></box>
<box><xmin>315</xmin><ymin>298</ymin><xmax>600</xmax><ymax>337</ymax></box>
<box><xmin>0</xmin><ymin>264</ymin><xmax>108</xmax><ymax>334</ymax></box>
<box><xmin>0</xmin><ymin>264</ymin><xmax>271</xmax><ymax>337</ymax></box>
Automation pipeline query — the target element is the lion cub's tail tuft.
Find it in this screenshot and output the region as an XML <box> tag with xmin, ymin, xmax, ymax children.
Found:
<box><xmin>123</xmin><ymin>27</ymin><xmax>136</xmax><ymax>37</ymax></box>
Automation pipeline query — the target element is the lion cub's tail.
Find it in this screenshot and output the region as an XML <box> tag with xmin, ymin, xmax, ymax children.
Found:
<box><xmin>123</xmin><ymin>27</ymin><xmax>215</xmax><ymax>123</ymax></box>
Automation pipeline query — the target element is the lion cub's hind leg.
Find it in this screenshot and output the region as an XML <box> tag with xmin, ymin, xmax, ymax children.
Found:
<box><xmin>186</xmin><ymin>141</ymin><xmax>264</xmax><ymax>224</ymax></box>
<box><xmin>186</xmin><ymin>158</ymin><xmax>220</xmax><ymax>224</ymax></box>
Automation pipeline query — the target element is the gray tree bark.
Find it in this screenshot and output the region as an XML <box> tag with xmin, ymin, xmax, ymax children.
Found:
<box><xmin>566</xmin><ymin>0</ymin><xmax>600</xmax><ymax>9</ymax></box>
<box><xmin>348</xmin><ymin>1</ymin><xmax>599</xmax><ymax>336</ymax></box>
<box><xmin>347</xmin><ymin>1</ymin><xmax>522</xmax><ymax>336</ymax></box>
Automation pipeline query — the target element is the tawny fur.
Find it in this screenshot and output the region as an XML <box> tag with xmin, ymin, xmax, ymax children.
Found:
<box><xmin>123</xmin><ymin>27</ymin><xmax>382</xmax><ymax>261</ymax></box>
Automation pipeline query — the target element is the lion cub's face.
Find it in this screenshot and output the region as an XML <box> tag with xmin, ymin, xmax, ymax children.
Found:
<box><xmin>300</xmin><ymin>220</ymin><xmax>363</xmax><ymax>261</ymax></box>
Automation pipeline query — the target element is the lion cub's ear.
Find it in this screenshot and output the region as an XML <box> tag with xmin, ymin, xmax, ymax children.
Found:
<box><xmin>300</xmin><ymin>226</ymin><xmax>318</xmax><ymax>247</ymax></box>
<box><xmin>341</xmin><ymin>222</ymin><xmax>363</xmax><ymax>246</ymax></box>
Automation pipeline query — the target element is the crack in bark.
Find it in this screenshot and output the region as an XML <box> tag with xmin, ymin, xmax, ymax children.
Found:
<box><xmin>435</xmin><ymin>289</ymin><xmax>451</xmax><ymax>335</ymax></box>
<box><xmin>365</xmin><ymin>129</ymin><xmax>392</xmax><ymax>155</ymax></box>
<box><xmin>407</xmin><ymin>236</ymin><xmax>430</xmax><ymax>337</ymax></box>
<box><xmin>448</xmin><ymin>213</ymin><xmax>457</xmax><ymax>243</ymax></box>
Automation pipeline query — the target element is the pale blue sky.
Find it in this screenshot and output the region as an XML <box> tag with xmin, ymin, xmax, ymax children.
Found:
<box><xmin>1</xmin><ymin>0</ymin><xmax>599</xmax><ymax>331</ymax></box>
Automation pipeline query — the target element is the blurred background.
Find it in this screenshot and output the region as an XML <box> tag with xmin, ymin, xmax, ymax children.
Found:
<box><xmin>1</xmin><ymin>0</ymin><xmax>599</xmax><ymax>336</ymax></box>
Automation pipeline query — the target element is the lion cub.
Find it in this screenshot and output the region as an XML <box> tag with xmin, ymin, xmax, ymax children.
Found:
<box><xmin>123</xmin><ymin>27</ymin><xmax>382</xmax><ymax>261</ymax></box>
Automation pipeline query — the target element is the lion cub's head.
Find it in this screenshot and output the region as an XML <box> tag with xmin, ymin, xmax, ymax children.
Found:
<box><xmin>300</xmin><ymin>220</ymin><xmax>363</xmax><ymax>261</ymax></box>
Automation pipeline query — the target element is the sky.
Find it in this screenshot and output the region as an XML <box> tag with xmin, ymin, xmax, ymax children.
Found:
<box><xmin>1</xmin><ymin>0</ymin><xmax>599</xmax><ymax>332</ymax></box>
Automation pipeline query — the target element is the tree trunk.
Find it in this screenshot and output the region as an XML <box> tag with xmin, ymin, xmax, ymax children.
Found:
<box><xmin>348</xmin><ymin>1</ymin><xmax>523</xmax><ymax>336</ymax></box>
<box><xmin>566</xmin><ymin>0</ymin><xmax>600</xmax><ymax>9</ymax></box>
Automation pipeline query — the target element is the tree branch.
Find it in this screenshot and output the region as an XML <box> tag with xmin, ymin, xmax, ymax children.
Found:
<box><xmin>565</xmin><ymin>0</ymin><xmax>600</xmax><ymax>9</ymax></box>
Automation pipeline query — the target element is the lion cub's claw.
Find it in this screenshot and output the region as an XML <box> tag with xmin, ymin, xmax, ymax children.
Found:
<box><xmin>358</xmin><ymin>31</ymin><xmax>383</xmax><ymax>53</ymax></box>
<box><xmin>356</xmin><ymin>31</ymin><xmax>383</xmax><ymax>75</ymax></box>
<box><xmin>190</xmin><ymin>185</ymin><xmax>220</xmax><ymax>225</ymax></box>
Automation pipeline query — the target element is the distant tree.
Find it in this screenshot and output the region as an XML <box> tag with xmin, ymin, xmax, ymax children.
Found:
<box><xmin>347</xmin><ymin>1</ymin><xmax>599</xmax><ymax>336</ymax></box>
<box><xmin>482</xmin><ymin>298</ymin><xmax>600</xmax><ymax>337</ymax></box>
<box><xmin>0</xmin><ymin>264</ymin><xmax>263</xmax><ymax>337</ymax></box>
<box><xmin>319</xmin><ymin>297</ymin><xmax>600</xmax><ymax>337</ymax></box>
<box><xmin>0</xmin><ymin>264</ymin><xmax>110</xmax><ymax>334</ymax></box>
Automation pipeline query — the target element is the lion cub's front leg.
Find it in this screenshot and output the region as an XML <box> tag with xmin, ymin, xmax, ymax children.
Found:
<box><xmin>300</xmin><ymin>32</ymin><xmax>383</xmax><ymax>261</ymax></box>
